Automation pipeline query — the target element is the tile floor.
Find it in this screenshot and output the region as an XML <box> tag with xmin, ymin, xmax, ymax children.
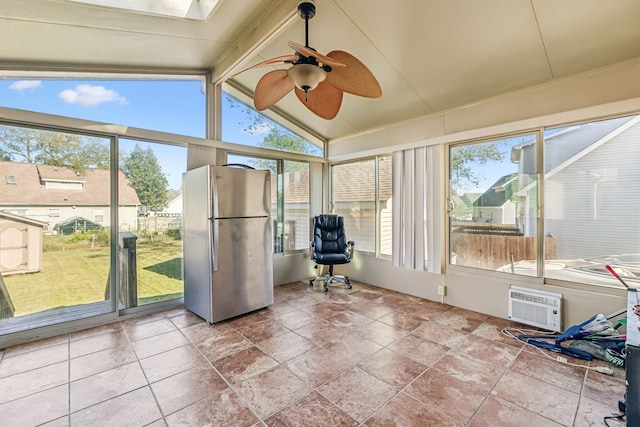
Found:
<box><xmin>0</xmin><ymin>281</ymin><xmax>628</xmax><ymax>426</ymax></box>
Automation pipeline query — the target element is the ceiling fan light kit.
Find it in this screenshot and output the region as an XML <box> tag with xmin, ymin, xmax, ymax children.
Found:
<box><xmin>287</xmin><ymin>63</ymin><xmax>327</xmax><ymax>93</ymax></box>
<box><xmin>236</xmin><ymin>0</ymin><xmax>382</xmax><ymax>119</ymax></box>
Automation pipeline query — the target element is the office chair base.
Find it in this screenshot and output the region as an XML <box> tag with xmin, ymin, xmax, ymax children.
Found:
<box><xmin>309</xmin><ymin>275</ymin><xmax>352</xmax><ymax>292</ymax></box>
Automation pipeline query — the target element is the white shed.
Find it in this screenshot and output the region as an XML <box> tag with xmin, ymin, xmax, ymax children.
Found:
<box><xmin>0</xmin><ymin>211</ymin><xmax>47</xmax><ymax>276</ymax></box>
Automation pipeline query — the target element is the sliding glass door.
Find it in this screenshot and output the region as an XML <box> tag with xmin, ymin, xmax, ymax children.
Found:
<box><xmin>0</xmin><ymin>124</ymin><xmax>114</xmax><ymax>334</ymax></box>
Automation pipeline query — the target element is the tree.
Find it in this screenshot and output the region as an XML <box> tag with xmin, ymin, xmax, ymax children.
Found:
<box><xmin>450</xmin><ymin>143</ymin><xmax>505</xmax><ymax>193</ymax></box>
<box><xmin>226</xmin><ymin>95</ymin><xmax>318</xmax><ymax>172</ymax></box>
<box><xmin>0</xmin><ymin>125</ymin><xmax>109</xmax><ymax>170</ymax></box>
<box><xmin>120</xmin><ymin>145</ymin><xmax>169</xmax><ymax>213</ymax></box>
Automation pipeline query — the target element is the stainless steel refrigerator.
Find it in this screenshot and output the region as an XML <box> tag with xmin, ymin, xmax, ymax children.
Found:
<box><xmin>182</xmin><ymin>164</ymin><xmax>273</xmax><ymax>323</ymax></box>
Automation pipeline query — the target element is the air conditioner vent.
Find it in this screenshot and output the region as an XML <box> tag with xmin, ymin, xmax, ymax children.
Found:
<box><xmin>508</xmin><ymin>286</ymin><xmax>562</xmax><ymax>332</ymax></box>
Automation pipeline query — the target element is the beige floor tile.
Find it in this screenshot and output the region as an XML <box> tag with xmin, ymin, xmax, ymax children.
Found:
<box><xmin>165</xmin><ymin>388</ymin><xmax>258</xmax><ymax>427</ymax></box>
<box><xmin>151</xmin><ymin>366</ymin><xmax>228</xmax><ymax>416</ymax></box>
<box><xmin>0</xmin><ymin>360</ymin><xmax>68</xmax><ymax>404</ymax></box>
<box><xmin>130</xmin><ymin>329</ymin><xmax>190</xmax><ymax>359</ymax></box>
<box><xmin>69</xmin><ymin>330</ymin><xmax>129</xmax><ymax>359</ymax></box>
<box><xmin>266</xmin><ymin>391</ymin><xmax>358</xmax><ymax>426</ymax></box>
<box><xmin>510</xmin><ymin>347</ymin><xmax>586</xmax><ymax>392</ymax></box>
<box><xmin>0</xmin><ymin>282</ymin><xmax>625</xmax><ymax>426</ymax></box>
<box><xmin>0</xmin><ymin>384</ymin><xmax>68</xmax><ymax>426</ymax></box>
<box><xmin>214</xmin><ymin>345</ymin><xmax>279</xmax><ymax>384</ymax></box>
<box><xmin>70</xmin><ymin>386</ymin><xmax>162</xmax><ymax>426</ymax></box>
<box><xmin>358</xmin><ymin>348</ymin><xmax>427</xmax><ymax>388</ymax></box>
<box><xmin>469</xmin><ymin>395</ymin><xmax>563</xmax><ymax>426</ymax></box>
<box><xmin>492</xmin><ymin>369</ymin><xmax>580</xmax><ymax>426</ymax></box>
<box><xmin>405</xmin><ymin>367</ymin><xmax>488</xmax><ymax>424</ymax></box>
<box><xmin>318</xmin><ymin>366</ymin><xmax>397</xmax><ymax>423</ymax></box>
<box><xmin>432</xmin><ymin>352</ymin><xmax>505</xmax><ymax>393</ymax></box>
<box><xmin>70</xmin><ymin>361</ymin><xmax>147</xmax><ymax>412</ymax></box>
<box><xmin>256</xmin><ymin>331</ymin><xmax>316</xmax><ymax>363</ymax></box>
<box><xmin>139</xmin><ymin>344</ymin><xmax>208</xmax><ymax>383</ymax></box>
<box><xmin>234</xmin><ymin>364</ymin><xmax>310</xmax><ymax>418</ymax></box>
<box><xmin>0</xmin><ymin>342</ymin><xmax>68</xmax><ymax>378</ymax></box>
<box><xmin>365</xmin><ymin>392</ymin><xmax>460</xmax><ymax>427</ymax></box>
<box><xmin>70</xmin><ymin>343</ymin><xmax>137</xmax><ymax>381</ymax></box>
<box><xmin>388</xmin><ymin>334</ymin><xmax>449</xmax><ymax>366</ymax></box>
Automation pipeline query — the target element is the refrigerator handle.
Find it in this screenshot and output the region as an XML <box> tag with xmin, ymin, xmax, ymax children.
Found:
<box><xmin>211</xmin><ymin>219</ymin><xmax>219</xmax><ymax>272</ymax></box>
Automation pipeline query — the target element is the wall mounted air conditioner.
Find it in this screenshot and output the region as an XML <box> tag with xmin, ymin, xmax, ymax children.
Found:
<box><xmin>508</xmin><ymin>286</ymin><xmax>562</xmax><ymax>332</ymax></box>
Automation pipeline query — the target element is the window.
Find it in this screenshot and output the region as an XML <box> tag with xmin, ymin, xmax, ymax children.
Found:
<box><xmin>283</xmin><ymin>161</ymin><xmax>310</xmax><ymax>251</ymax></box>
<box><xmin>221</xmin><ymin>91</ymin><xmax>323</xmax><ymax>157</ymax></box>
<box><xmin>65</xmin><ymin>0</ymin><xmax>221</xmax><ymax>21</ymax></box>
<box><xmin>448</xmin><ymin>114</ymin><xmax>640</xmax><ymax>288</ymax></box>
<box><xmin>2</xmin><ymin>76</ymin><xmax>206</xmax><ymax>138</ymax></box>
<box><xmin>331</xmin><ymin>156</ymin><xmax>390</xmax><ymax>256</ymax></box>
<box><xmin>225</xmin><ymin>154</ymin><xmax>311</xmax><ymax>254</ymax></box>
<box><xmin>119</xmin><ymin>138</ymin><xmax>187</xmax><ymax>306</ymax></box>
<box><xmin>0</xmin><ymin>123</ymin><xmax>113</xmax><ymax>334</ymax></box>
<box><xmin>379</xmin><ymin>156</ymin><xmax>393</xmax><ymax>257</ymax></box>
<box><xmin>226</xmin><ymin>154</ymin><xmax>280</xmax><ymax>252</ymax></box>
<box><xmin>94</xmin><ymin>209</ymin><xmax>104</xmax><ymax>223</ymax></box>
<box><xmin>448</xmin><ymin>134</ymin><xmax>539</xmax><ymax>276</ymax></box>
<box><xmin>543</xmin><ymin>115</ymin><xmax>640</xmax><ymax>287</ymax></box>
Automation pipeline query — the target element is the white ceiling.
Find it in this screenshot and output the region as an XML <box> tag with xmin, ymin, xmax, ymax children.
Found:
<box><xmin>2</xmin><ymin>0</ymin><xmax>640</xmax><ymax>143</ymax></box>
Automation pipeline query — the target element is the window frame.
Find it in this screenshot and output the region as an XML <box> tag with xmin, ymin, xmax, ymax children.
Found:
<box><xmin>225</xmin><ymin>151</ymin><xmax>312</xmax><ymax>255</ymax></box>
<box><xmin>446</xmin><ymin>114</ymin><xmax>640</xmax><ymax>291</ymax></box>
<box><xmin>330</xmin><ymin>155</ymin><xmax>391</xmax><ymax>258</ymax></box>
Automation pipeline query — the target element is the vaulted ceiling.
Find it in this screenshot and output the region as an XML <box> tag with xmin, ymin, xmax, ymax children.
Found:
<box><xmin>2</xmin><ymin>0</ymin><xmax>640</xmax><ymax>143</ymax></box>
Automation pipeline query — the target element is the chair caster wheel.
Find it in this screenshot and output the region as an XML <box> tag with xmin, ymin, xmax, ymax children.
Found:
<box><xmin>323</xmin><ymin>286</ymin><xmax>328</xmax><ymax>292</ymax></box>
<box><xmin>347</xmin><ymin>284</ymin><xmax>352</xmax><ymax>289</ymax></box>
<box><xmin>309</xmin><ymin>280</ymin><xmax>314</xmax><ymax>287</ymax></box>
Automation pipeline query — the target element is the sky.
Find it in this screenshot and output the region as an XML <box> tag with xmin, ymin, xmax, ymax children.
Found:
<box><xmin>0</xmin><ymin>78</ymin><xmax>281</xmax><ymax>189</ymax></box>
<box><xmin>2</xmin><ymin>77</ymin><xmax>510</xmax><ymax>194</ymax></box>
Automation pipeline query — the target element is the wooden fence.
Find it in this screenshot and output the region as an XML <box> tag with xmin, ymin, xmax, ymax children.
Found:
<box><xmin>451</xmin><ymin>225</ymin><xmax>556</xmax><ymax>270</ymax></box>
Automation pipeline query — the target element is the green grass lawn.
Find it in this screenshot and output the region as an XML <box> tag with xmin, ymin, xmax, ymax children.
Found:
<box><xmin>4</xmin><ymin>235</ymin><xmax>183</xmax><ymax>316</ymax></box>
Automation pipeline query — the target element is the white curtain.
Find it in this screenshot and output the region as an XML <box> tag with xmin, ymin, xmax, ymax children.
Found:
<box><xmin>392</xmin><ymin>146</ymin><xmax>441</xmax><ymax>273</ymax></box>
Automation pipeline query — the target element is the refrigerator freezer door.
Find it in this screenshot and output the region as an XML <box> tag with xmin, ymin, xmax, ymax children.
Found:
<box><xmin>211</xmin><ymin>166</ymin><xmax>270</xmax><ymax>219</ymax></box>
<box><xmin>211</xmin><ymin>216</ymin><xmax>273</xmax><ymax>322</ymax></box>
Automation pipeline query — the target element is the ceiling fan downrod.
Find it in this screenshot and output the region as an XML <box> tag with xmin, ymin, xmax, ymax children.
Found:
<box><xmin>297</xmin><ymin>1</ymin><xmax>315</xmax><ymax>48</ymax></box>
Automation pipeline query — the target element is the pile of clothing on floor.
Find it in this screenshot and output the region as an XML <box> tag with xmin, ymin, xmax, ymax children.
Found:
<box><xmin>515</xmin><ymin>313</ymin><xmax>626</xmax><ymax>366</ymax></box>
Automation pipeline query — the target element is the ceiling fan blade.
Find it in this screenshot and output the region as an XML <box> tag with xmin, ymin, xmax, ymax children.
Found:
<box><xmin>254</xmin><ymin>69</ymin><xmax>294</xmax><ymax>111</ymax></box>
<box><xmin>326</xmin><ymin>50</ymin><xmax>382</xmax><ymax>98</ymax></box>
<box><xmin>236</xmin><ymin>55</ymin><xmax>299</xmax><ymax>75</ymax></box>
<box><xmin>294</xmin><ymin>80</ymin><xmax>343</xmax><ymax>120</ymax></box>
<box><xmin>287</xmin><ymin>41</ymin><xmax>345</xmax><ymax>68</ymax></box>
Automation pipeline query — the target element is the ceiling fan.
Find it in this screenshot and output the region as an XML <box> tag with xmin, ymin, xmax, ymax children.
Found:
<box><xmin>237</xmin><ymin>1</ymin><xmax>382</xmax><ymax>120</ymax></box>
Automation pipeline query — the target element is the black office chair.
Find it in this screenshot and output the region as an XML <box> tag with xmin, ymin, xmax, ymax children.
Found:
<box><xmin>309</xmin><ymin>214</ymin><xmax>355</xmax><ymax>292</ymax></box>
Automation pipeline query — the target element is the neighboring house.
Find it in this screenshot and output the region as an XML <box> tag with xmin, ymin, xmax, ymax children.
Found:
<box><xmin>332</xmin><ymin>160</ymin><xmax>393</xmax><ymax>252</ymax></box>
<box><xmin>144</xmin><ymin>189</ymin><xmax>182</xmax><ymax>232</ymax></box>
<box><xmin>0</xmin><ymin>161</ymin><xmax>140</xmax><ymax>233</ymax></box>
<box><xmin>472</xmin><ymin>173</ymin><xmax>519</xmax><ymax>226</ymax></box>
<box><xmin>451</xmin><ymin>192</ymin><xmax>481</xmax><ymax>221</ymax></box>
<box><xmin>512</xmin><ymin>115</ymin><xmax>640</xmax><ymax>259</ymax></box>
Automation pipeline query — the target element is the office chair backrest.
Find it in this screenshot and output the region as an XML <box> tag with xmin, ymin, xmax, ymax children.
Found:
<box><xmin>313</xmin><ymin>214</ymin><xmax>347</xmax><ymax>255</ymax></box>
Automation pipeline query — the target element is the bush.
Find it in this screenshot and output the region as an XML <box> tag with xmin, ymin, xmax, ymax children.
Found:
<box><xmin>167</xmin><ymin>229</ymin><xmax>182</xmax><ymax>240</ymax></box>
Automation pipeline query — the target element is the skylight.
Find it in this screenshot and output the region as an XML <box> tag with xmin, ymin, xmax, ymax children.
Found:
<box><xmin>66</xmin><ymin>0</ymin><xmax>220</xmax><ymax>21</ymax></box>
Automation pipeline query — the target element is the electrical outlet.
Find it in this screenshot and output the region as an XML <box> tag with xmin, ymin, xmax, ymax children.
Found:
<box><xmin>438</xmin><ymin>285</ymin><xmax>446</xmax><ymax>296</ymax></box>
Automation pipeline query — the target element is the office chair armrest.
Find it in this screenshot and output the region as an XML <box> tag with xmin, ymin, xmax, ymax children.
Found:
<box><xmin>347</xmin><ymin>240</ymin><xmax>355</xmax><ymax>257</ymax></box>
<box><xmin>310</xmin><ymin>240</ymin><xmax>315</xmax><ymax>258</ymax></box>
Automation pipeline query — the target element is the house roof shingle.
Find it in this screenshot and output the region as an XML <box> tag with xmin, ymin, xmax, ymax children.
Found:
<box><xmin>0</xmin><ymin>161</ymin><xmax>140</xmax><ymax>206</ymax></box>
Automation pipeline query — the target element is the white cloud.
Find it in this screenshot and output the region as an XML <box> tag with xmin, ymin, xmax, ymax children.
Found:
<box><xmin>58</xmin><ymin>84</ymin><xmax>128</xmax><ymax>107</ymax></box>
<box><xmin>9</xmin><ymin>80</ymin><xmax>42</xmax><ymax>91</ymax></box>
